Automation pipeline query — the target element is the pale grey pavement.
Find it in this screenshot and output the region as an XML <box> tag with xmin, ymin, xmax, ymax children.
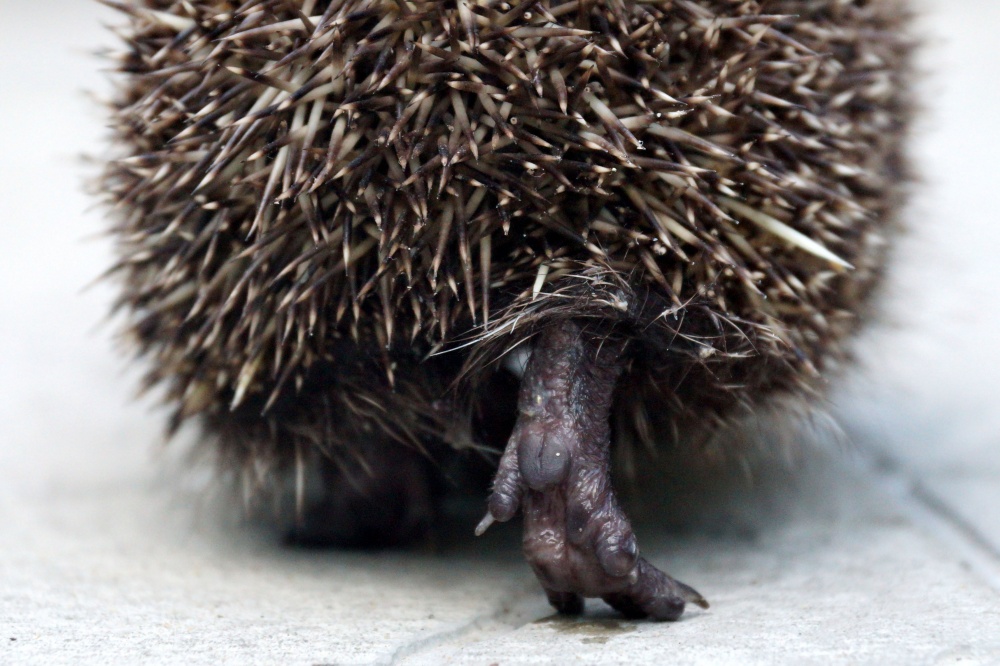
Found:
<box><xmin>2</xmin><ymin>2</ymin><xmax>999</xmax><ymax>664</ymax></box>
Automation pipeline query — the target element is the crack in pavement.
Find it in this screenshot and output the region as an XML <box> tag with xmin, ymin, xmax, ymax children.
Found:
<box><xmin>382</xmin><ymin>580</ymin><xmax>544</xmax><ymax>666</ymax></box>
<box><xmin>856</xmin><ymin>446</ymin><xmax>1000</xmax><ymax>594</ymax></box>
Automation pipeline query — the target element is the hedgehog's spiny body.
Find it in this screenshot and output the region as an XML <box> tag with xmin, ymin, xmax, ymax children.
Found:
<box><xmin>103</xmin><ymin>0</ymin><xmax>910</xmax><ymax>619</ymax></box>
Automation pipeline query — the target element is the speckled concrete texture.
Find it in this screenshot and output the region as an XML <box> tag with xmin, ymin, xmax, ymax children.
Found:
<box><xmin>1</xmin><ymin>1</ymin><xmax>998</xmax><ymax>664</ymax></box>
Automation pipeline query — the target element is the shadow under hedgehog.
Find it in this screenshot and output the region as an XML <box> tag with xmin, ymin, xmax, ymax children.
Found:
<box><xmin>99</xmin><ymin>0</ymin><xmax>911</xmax><ymax>620</ymax></box>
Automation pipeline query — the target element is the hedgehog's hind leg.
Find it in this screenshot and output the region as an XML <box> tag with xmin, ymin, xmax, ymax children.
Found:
<box><xmin>476</xmin><ymin>321</ymin><xmax>708</xmax><ymax>621</ymax></box>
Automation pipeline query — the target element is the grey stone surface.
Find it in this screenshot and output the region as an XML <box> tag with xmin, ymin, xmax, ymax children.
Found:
<box><xmin>1</xmin><ymin>1</ymin><xmax>999</xmax><ymax>665</ymax></box>
<box><xmin>834</xmin><ymin>0</ymin><xmax>1000</xmax><ymax>561</ymax></box>
<box><xmin>402</xmin><ymin>470</ymin><xmax>1000</xmax><ymax>666</ymax></box>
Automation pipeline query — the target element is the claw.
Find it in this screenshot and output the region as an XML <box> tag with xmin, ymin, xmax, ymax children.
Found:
<box><xmin>474</xmin><ymin>512</ymin><xmax>496</xmax><ymax>536</ymax></box>
<box><xmin>677</xmin><ymin>580</ymin><xmax>711</xmax><ymax>609</ymax></box>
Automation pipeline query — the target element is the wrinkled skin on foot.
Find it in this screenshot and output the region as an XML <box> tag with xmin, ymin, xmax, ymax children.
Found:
<box><xmin>477</xmin><ymin>321</ymin><xmax>708</xmax><ymax>621</ymax></box>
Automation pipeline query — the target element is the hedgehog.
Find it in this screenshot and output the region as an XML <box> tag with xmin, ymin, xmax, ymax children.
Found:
<box><xmin>98</xmin><ymin>0</ymin><xmax>911</xmax><ymax>621</ymax></box>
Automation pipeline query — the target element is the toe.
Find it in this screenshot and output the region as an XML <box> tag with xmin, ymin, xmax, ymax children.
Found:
<box><xmin>618</xmin><ymin>558</ymin><xmax>708</xmax><ymax>622</ymax></box>
<box><xmin>643</xmin><ymin>594</ymin><xmax>687</xmax><ymax>622</ymax></box>
<box><xmin>487</xmin><ymin>487</ymin><xmax>520</xmax><ymax>523</ymax></box>
<box><xmin>601</xmin><ymin>592</ymin><xmax>647</xmax><ymax>619</ymax></box>
<box><xmin>594</xmin><ymin>529</ymin><xmax>639</xmax><ymax>578</ymax></box>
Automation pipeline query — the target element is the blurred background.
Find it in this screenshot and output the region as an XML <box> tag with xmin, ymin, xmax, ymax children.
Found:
<box><xmin>1</xmin><ymin>1</ymin><xmax>998</xmax><ymax>663</ymax></box>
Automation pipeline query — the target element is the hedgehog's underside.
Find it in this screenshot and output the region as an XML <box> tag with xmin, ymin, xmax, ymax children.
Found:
<box><xmin>102</xmin><ymin>0</ymin><xmax>910</xmax><ymax>619</ymax></box>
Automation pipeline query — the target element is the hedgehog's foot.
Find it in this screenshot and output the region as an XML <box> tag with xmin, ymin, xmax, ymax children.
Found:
<box><xmin>286</xmin><ymin>441</ymin><xmax>435</xmax><ymax>549</ymax></box>
<box><xmin>476</xmin><ymin>321</ymin><xmax>708</xmax><ymax>621</ymax></box>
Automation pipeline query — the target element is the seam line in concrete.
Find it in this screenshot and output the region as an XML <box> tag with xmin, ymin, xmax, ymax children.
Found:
<box><xmin>859</xmin><ymin>449</ymin><xmax>1000</xmax><ymax>594</ymax></box>
<box><xmin>909</xmin><ymin>480</ymin><xmax>1000</xmax><ymax>584</ymax></box>
<box><xmin>382</xmin><ymin>582</ymin><xmax>541</xmax><ymax>665</ymax></box>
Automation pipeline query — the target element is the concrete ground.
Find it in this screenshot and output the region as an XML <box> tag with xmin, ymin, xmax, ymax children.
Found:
<box><xmin>2</xmin><ymin>1</ymin><xmax>999</xmax><ymax>664</ymax></box>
